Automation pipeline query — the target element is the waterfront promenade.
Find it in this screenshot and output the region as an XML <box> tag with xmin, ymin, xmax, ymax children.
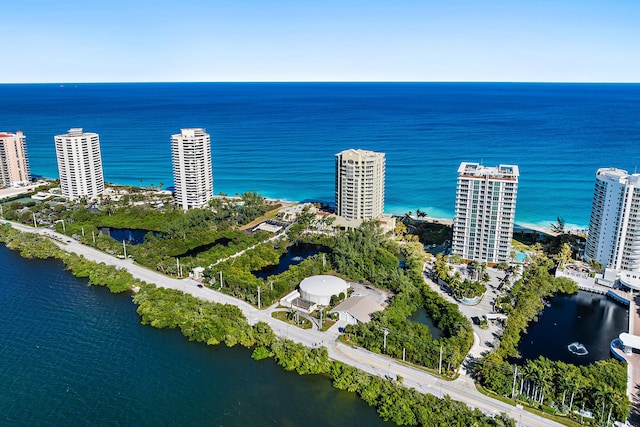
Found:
<box><xmin>609</xmin><ymin>294</ymin><xmax>640</xmax><ymax>425</ymax></box>
<box><xmin>573</xmin><ymin>277</ymin><xmax>640</xmax><ymax>425</ymax></box>
<box><xmin>6</xmin><ymin>221</ymin><xmax>560</xmax><ymax>427</ymax></box>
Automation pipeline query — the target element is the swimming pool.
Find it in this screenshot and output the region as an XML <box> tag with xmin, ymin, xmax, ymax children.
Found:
<box><xmin>515</xmin><ymin>251</ymin><xmax>527</xmax><ymax>263</ymax></box>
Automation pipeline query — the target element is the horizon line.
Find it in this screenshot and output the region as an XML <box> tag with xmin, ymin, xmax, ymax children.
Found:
<box><xmin>1</xmin><ymin>80</ymin><xmax>639</xmax><ymax>85</ymax></box>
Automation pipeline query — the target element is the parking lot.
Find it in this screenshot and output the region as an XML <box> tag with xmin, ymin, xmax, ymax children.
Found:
<box><xmin>424</xmin><ymin>261</ymin><xmax>521</xmax><ymax>356</ymax></box>
<box><xmin>348</xmin><ymin>281</ymin><xmax>391</xmax><ymax>307</ymax></box>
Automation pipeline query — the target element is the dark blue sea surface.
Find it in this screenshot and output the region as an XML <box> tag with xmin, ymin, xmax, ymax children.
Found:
<box><xmin>0</xmin><ymin>245</ymin><xmax>387</xmax><ymax>426</ymax></box>
<box><xmin>2</xmin><ymin>83</ymin><xmax>639</xmax><ymax>228</ymax></box>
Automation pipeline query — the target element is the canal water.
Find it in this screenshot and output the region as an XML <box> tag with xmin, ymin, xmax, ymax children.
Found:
<box><xmin>100</xmin><ymin>227</ymin><xmax>159</xmax><ymax>245</ymax></box>
<box><xmin>515</xmin><ymin>291</ymin><xmax>629</xmax><ymax>365</ymax></box>
<box><xmin>253</xmin><ymin>243</ymin><xmax>327</xmax><ymax>279</ymax></box>
<box><xmin>408</xmin><ymin>307</ymin><xmax>443</xmax><ymax>339</ymax></box>
<box><xmin>0</xmin><ymin>245</ymin><xmax>388</xmax><ymax>426</ymax></box>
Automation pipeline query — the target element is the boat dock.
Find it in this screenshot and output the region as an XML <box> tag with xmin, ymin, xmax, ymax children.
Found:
<box><xmin>575</xmin><ymin>282</ymin><xmax>631</xmax><ymax>305</ymax></box>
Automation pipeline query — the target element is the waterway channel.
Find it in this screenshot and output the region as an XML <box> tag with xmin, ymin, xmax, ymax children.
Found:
<box><xmin>0</xmin><ymin>244</ymin><xmax>388</xmax><ymax>426</ymax></box>
<box><xmin>100</xmin><ymin>227</ymin><xmax>159</xmax><ymax>245</ymax></box>
<box><xmin>253</xmin><ymin>243</ymin><xmax>328</xmax><ymax>279</ymax></box>
<box><xmin>408</xmin><ymin>307</ymin><xmax>443</xmax><ymax>339</ymax></box>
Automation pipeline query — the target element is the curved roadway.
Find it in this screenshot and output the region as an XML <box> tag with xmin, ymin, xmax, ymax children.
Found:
<box><xmin>7</xmin><ymin>221</ymin><xmax>558</xmax><ymax>427</ymax></box>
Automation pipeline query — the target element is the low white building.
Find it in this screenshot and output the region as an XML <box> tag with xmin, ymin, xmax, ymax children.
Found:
<box><xmin>329</xmin><ymin>296</ymin><xmax>384</xmax><ymax>325</ymax></box>
<box><xmin>277</xmin><ymin>203</ymin><xmax>318</xmax><ymax>222</ymax></box>
<box><xmin>332</xmin><ymin>214</ymin><xmax>396</xmax><ymax>234</ymax></box>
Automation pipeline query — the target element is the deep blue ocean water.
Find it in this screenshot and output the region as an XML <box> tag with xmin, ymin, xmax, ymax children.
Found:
<box><xmin>2</xmin><ymin>83</ymin><xmax>639</xmax><ymax>229</ymax></box>
<box><xmin>0</xmin><ymin>245</ymin><xmax>387</xmax><ymax>426</ymax></box>
<box><xmin>2</xmin><ymin>83</ymin><xmax>637</xmax><ymax>424</ymax></box>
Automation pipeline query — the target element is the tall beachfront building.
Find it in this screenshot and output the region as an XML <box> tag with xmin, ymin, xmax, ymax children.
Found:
<box><xmin>335</xmin><ymin>149</ymin><xmax>385</xmax><ymax>221</ymax></box>
<box><xmin>585</xmin><ymin>168</ymin><xmax>640</xmax><ymax>290</ymax></box>
<box><xmin>171</xmin><ymin>128</ymin><xmax>213</xmax><ymax>210</ymax></box>
<box><xmin>0</xmin><ymin>130</ymin><xmax>31</xmax><ymax>187</ymax></box>
<box><xmin>54</xmin><ymin>128</ymin><xmax>104</xmax><ymax>200</ymax></box>
<box><xmin>452</xmin><ymin>162</ymin><xmax>519</xmax><ymax>264</ymax></box>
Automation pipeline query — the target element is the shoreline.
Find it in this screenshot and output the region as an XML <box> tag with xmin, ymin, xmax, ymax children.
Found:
<box><xmin>1</xmin><ymin>220</ymin><xmax>561</xmax><ymax>427</ymax></box>
<box><xmin>5</xmin><ymin>177</ymin><xmax>588</xmax><ymax>236</ymax></box>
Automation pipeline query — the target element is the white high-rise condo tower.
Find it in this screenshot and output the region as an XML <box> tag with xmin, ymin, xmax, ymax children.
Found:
<box><xmin>171</xmin><ymin>128</ymin><xmax>213</xmax><ymax>210</ymax></box>
<box><xmin>335</xmin><ymin>149</ymin><xmax>385</xmax><ymax>221</ymax></box>
<box><xmin>452</xmin><ymin>162</ymin><xmax>519</xmax><ymax>264</ymax></box>
<box><xmin>54</xmin><ymin>128</ymin><xmax>104</xmax><ymax>200</ymax></box>
<box><xmin>0</xmin><ymin>130</ymin><xmax>31</xmax><ymax>187</ymax></box>
<box><xmin>585</xmin><ymin>168</ymin><xmax>640</xmax><ymax>290</ymax></box>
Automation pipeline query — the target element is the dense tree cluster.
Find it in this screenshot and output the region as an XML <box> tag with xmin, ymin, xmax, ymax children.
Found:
<box><xmin>0</xmin><ymin>225</ymin><xmax>62</xmax><ymax>259</ymax></box>
<box><xmin>331</xmin><ymin>221</ymin><xmax>403</xmax><ymax>289</ymax></box>
<box><xmin>211</xmin><ymin>245</ymin><xmax>331</xmax><ymax>307</ymax></box>
<box><xmin>63</xmin><ymin>254</ymin><xmax>138</xmax><ymax>293</ymax></box>
<box><xmin>0</xmin><ymin>226</ymin><xmax>516</xmax><ymax>426</ymax></box>
<box><xmin>474</xmin><ymin>254</ymin><xmax>630</xmax><ymax>423</ymax></box>
<box><xmin>330</xmin><ymin>363</ymin><xmax>514</xmax><ymax>426</ymax></box>
<box><xmin>134</xmin><ymin>285</ymin><xmax>255</xmax><ymax>347</ymax></box>
<box><xmin>332</xmin><ymin>223</ymin><xmax>473</xmax><ymax>373</ymax></box>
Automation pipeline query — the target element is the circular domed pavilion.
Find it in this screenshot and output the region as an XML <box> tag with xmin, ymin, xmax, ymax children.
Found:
<box><xmin>299</xmin><ymin>275</ymin><xmax>349</xmax><ymax>306</ymax></box>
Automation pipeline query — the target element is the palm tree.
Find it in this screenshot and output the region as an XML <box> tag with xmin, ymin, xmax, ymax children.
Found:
<box><xmin>588</xmin><ymin>258</ymin><xmax>603</xmax><ymax>273</ymax></box>
<box><xmin>470</xmin><ymin>260</ymin><xmax>480</xmax><ymax>280</ymax></box>
<box><xmin>536</xmin><ymin>358</ymin><xmax>553</xmax><ymax>405</ymax></box>
<box><xmin>569</xmin><ymin>373</ymin><xmax>585</xmax><ymax>416</ymax></box>
<box><xmin>521</xmin><ymin>362</ymin><xmax>536</xmax><ymax>400</ymax></box>
<box><xmin>555</xmin><ymin>370</ymin><xmax>572</xmax><ymax>410</ymax></box>
<box><xmin>593</xmin><ymin>383</ymin><xmax>618</xmax><ymax>425</ymax></box>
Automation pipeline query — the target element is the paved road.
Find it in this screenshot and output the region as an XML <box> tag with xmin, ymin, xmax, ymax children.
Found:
<box><xmin>7</xmin><ymin>221</ymin><xmax>559</xmax><ymax>427</ymax></box>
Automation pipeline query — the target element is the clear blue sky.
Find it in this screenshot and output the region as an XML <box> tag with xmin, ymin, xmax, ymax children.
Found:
<box><xmin>3</xmin><ymin>0</ymin><xmax>639</xmax><ymax>83</ymax></box>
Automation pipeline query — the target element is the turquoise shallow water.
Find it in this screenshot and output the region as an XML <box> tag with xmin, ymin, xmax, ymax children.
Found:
<box><xmin>2</xmin><ymin>83</ymin><xmax>639</xmax><ymax>425</ymax></box>
<box><xmin>1</xmin><ymin>82</ymin><xmax>639</xmax><ymax>228</ymax></box>
<box><xmin>0</xmin><ymin>245</ymin><xmax>387</xmax><ymax>426</ymax></box>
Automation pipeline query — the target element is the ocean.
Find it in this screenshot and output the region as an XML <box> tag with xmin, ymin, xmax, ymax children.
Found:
<box><xmin>1</xmin><ymin>83</ymin><xmax>639</xmax><ymax>229</ymax></box>
<box><xmin>2</xmin><ymin>83</ymin><xmax>638</xmax><ymax>425</ymax></box>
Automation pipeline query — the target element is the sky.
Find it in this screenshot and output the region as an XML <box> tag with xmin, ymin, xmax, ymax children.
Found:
<box><xmin>2</xmin><ymin>0</ymin><xmax>639</xmax><ymax>83</ymax></box>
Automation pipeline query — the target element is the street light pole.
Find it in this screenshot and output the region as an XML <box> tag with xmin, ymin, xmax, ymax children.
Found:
<box><xmin>257</xmin><ymin>285</ymin><xmax>261</xmax><ymax>309</ymax></box>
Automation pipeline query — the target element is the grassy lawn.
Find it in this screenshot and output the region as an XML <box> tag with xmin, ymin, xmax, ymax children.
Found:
<box><xmin>511</xmin><ymin>239</ymin><xmax>531</xmax><ymax>251</ymax></box>
<box><xmin>318</xmin><ymin>318</ymin><xmax>336</xmax><ymax>331</ymax></box>
<box><xmin>272</xmin><ymin>310</ymin><xmax>312</xmax><ymax>329</ymax></box>
<box><xmin>240</xmin><ymin>204</ymin><xmax>285</xmax><ymax>231</ymax></box>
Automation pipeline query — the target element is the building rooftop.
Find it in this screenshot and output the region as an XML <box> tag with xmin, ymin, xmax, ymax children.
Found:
<box><xmin>336</xmin><ymin>148</ymin><xmax>385</xmax><ymax>160</ymax></box>
<box><xmin>329</xmin><ymin>296</ymin><xmax>384</xmax><ymax>324</ymax></box>
<box><xmin>299</xmin><ymin>275</ymin><xmax>349</xmax><ymax>297</ymax></box>
<box><xmin>458</xmin><ymin>162</ymin><xmax>519</xmax><ymax>179</ymax></box>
